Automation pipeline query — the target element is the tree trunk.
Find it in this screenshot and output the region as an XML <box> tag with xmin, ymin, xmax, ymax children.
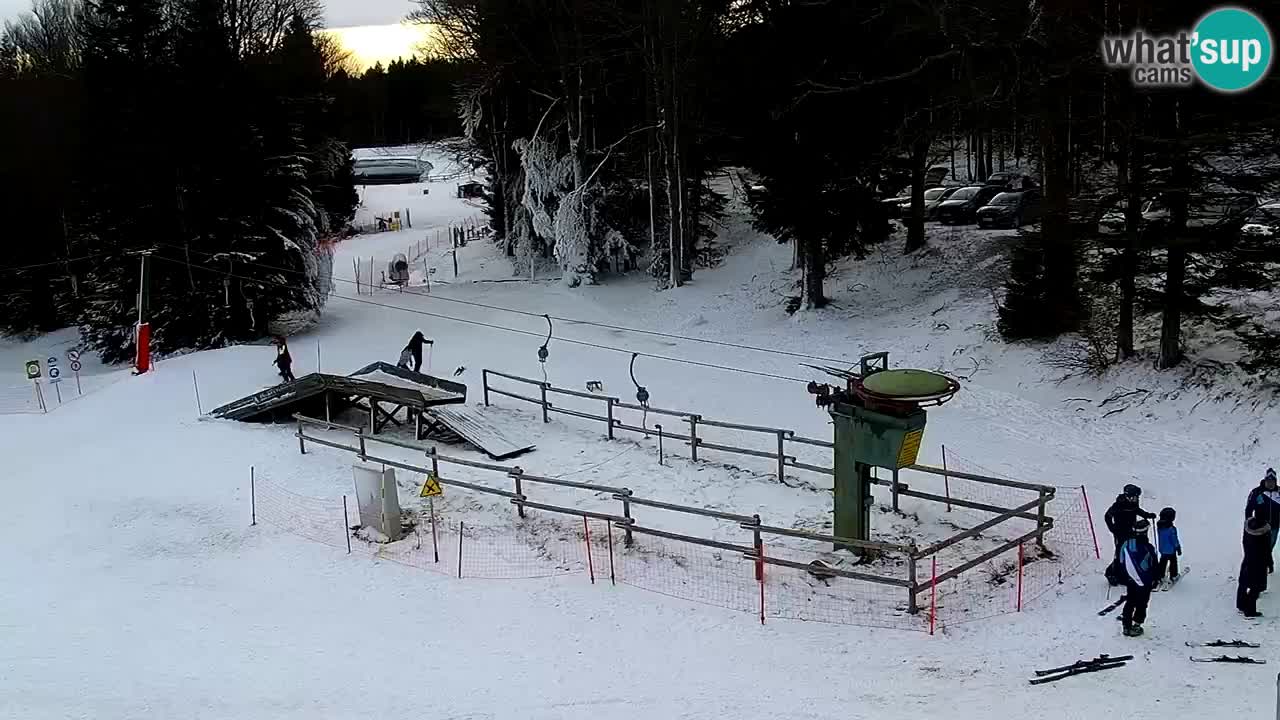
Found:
<box><xmin>1038</xmin><ymin>65</ymin><xmax>1082</xmax><ymax>335</ymax></box>
<box><xmin>1116</xmin><ymin>99</ymin><xmax>1143</xmax><ymax>360</ymax></box>
<box><xmin>1158</xmin><ymin>136</ymin><xmax>1191</xmax><ymax>370</ymax></box>
<box><xmin>801</xmin><ymin>236</ymin><xmax>826</xmax><ymax>309</ymax></box>
<box><xmin>1157</xmin><ymin>244</ymin><xmax>1185</xmax><ymax>369</ymax></box>
<box><xmin>905</xmin><ymin>131</ymin><xmax>929</xmax><ymax>253</ymax></box>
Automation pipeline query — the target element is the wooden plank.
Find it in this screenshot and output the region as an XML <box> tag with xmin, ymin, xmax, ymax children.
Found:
<box><xmin>426</xmin><ymin>405</ymin><xmax>535</xmax><ymax>460</ymax></box>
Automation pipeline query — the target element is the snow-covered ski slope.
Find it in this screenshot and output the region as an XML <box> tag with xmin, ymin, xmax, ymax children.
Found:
<box><xmin>3</xmin><ymin>157</ymin><xmax>1277</xmax><ymax>719</ymax></box>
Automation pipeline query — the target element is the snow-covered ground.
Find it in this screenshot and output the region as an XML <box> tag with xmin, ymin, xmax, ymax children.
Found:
<box><xmin>4</xmin><ymin>157</ymin><xmax>1278</xmax><ymax>718</ymax></box>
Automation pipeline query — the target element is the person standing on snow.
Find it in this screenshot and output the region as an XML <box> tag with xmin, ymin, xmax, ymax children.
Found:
<box><xmin>1246</xmin><ymin>468</ymin><xmax>1280</xmax><ymax>572</ymax></box>
<box><xmin>1239</xmin><ymin>515</ymin><xmax>1271</xmax><ymax>617</ymax></box>
<box><xmin>1155</xmin><ymin>507</ymin><xmax>1181</xmax><ymax>587</ymax></box>
<box><xmin>272</xmin><ymin>337</ymin><xmax>296</xmax><ymax>383</ymax></box>
<box><xmin>1104</xmin><ymin>484</ymin><xmax>1156</xmax><ymax>583</ymax></box>
<box><xmin>396</xmin><ymin>331</ymin><xmax>432</xmax><ymax>373</ymax></box>
<box><xmin>1119</xmin><ymin>517</ymin><xmax>1158</xmax><ymax>637</ymax></box>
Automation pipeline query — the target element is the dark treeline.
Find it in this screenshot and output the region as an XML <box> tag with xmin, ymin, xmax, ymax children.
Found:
<box><xmin>0</xmin><ymin>0</ymin><xmax>358</xmax><ymax>360</ymax></box>
<box><xmin>333</xmin><ymin>57</ymin><xmax>470</xmax><ymax>147</ymax></box>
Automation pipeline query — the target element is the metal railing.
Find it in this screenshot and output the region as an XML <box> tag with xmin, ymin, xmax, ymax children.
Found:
<box><xmin>477</xmin><ymin>370</ymin><xmax>1061</xmax><ymax>615</ymax></box>
<box><xmin>291</xmin><ymin>413</ymin><xmax>925</xmax><ymax>608</ymax></box>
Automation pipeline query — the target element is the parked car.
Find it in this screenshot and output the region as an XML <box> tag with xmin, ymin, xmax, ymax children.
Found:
<box><xmin>935</xmin><ymin>185</ymin><xmax>1003</xmax><ymax>225</ymax></box>
<box><xmin>882</xmin><ymin>186</ymin><xmax>958</xmax><ymax>219</ymax></box>
<box><xmin>985</xmin><ymin>172</ymin><xmax>1038</xmax><ymax>190</ymax></box>
<box><xmin>1240</xmin><ymin>200</ymin><xmax>1280</xmax><ymax>239</ymax></box>
<box><xmin>976</xmin><ymin>189</ymin><xmax>1042</xmax><ymax>228</ymax></box>
<box><xmin>1141</xmin><ymin>193</ymin><xmax>1257</xmax><ymax>234</ymax></box>
<box><xmin>1097</xmin><ymin>198</ymin><xmax>1146</xmax><ymax>235</ymax></box>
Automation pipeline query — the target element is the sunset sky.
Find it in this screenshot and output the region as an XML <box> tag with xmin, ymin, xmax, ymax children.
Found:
<box><xmin>0</xmin><ymin>0</ymin><xmax>431</xmax><ymax>71</ymax></box>
<box><xmin>325</xmin><ymin>23</ymin><xmax>434</xmax><ymax>70</ymax></box>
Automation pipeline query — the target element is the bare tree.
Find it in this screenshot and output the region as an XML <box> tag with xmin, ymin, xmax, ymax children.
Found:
<box><xmin>3</xmin><ymin>0</ymin><xmax>85</xmax><ymax>77</ymax></box>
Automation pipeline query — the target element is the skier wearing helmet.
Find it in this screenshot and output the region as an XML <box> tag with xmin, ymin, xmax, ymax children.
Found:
<box><xmin>1104</xmin><ymin>484</ymin><xmax>1156</xmax><ymax>585</ymax></box>
<box><xmin>1246</xmin><ymin>468</ymin><xmax>1280</xmax><ymax>572</ymax></box>
<box><xmin>1105</xmin><ymin>484</ymin><xmax>1156</xmax><ymax>552</ymax></box>
<box><xmin>1119</xmin><ymin>517</ymin><xmax>1158</xmax><ymax>636</ymax></box>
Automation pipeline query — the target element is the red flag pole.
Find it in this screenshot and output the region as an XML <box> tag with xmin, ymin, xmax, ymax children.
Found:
<box><xmin>930</xmin><ymin>557</ymin><xmax>938</xmax><ymax>636</ymax></box>
<box><xmin>1080</xmin><ymin>485</ymin><xmax>1102</xmax><ymax>559</ymax></box>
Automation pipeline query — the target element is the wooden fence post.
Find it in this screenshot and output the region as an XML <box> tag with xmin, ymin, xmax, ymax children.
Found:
<box><xmin>540</xmin><ymin>383</ymin><xmax>549</xmax><ymax>423</ymax></box>
<box><xmin>606</xmin><ymin>397</ymin><xmax>615</xmax><ymax>439</ymax></box>
<box><xmin>512</xmin><ymin>468</ymin><xmax>525</xmax><ymax>518</ymax></box>
<box><xmin>776</xmin><ymin>430</ymin><xmax>787</xmax><ymax>483</ymax></box>
<box><xmin>907</xmin><ymin>544</ymin><xmax>919</xmax><ymax>614</ymax></box>
<box><xmin>620</xmin><ymin>490</ymin><xmax>634</xmax><ymax>546</ymax></box>
<box><xmin>689</xmin><ymin>416</ymin><xmax>700</xmax><ymax>461</ymax></box>
<box><xmin>1036</xmin><ymin>488</ymin><xmax>1048</xmax><ymax>549</ymax></box>
<box><xmin>482</xmin><ymin>370</ymin><xmax>491</xmax><ymax>406</ymax></box>
<box><xmin>942</xmin><ymin>444</ymin><xmax>952</xmax><ymax>512</ymax></box>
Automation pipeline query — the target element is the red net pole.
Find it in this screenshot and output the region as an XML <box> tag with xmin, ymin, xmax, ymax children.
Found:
<box><xmin>929</xmin><ymin>557</ymin><xmax>937</xmax><ymax>636</ymax></box>
<box><xmin>1017</xmin><ymin>542</ymin><xmax>1024</xmax><ymax>612</ymax></box>
<box><xmin>1080</xmin><ymin>485</ymin><xmax>1101</xmax><ymax>559</ymax></box>
<box><xmin>584</xmin><ymin>516</ymin><xmax>595</xmax><ymax>584</ymax></box>
<box><xmin>606</xmin><ymin>520</ymin><xmax>616</xmax><ymax>586</ymax></box>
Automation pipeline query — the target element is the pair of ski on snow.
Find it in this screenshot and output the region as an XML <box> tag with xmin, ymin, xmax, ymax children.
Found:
<box><xmin>1031</xmin><ymin>646</ymin><xmax>1265</xmax><ymax>684</ymax></box>
<box><xmin>1029</xmin><ymin>654</ymin><xmax>1132</xmax><ymax>685</ymax></box>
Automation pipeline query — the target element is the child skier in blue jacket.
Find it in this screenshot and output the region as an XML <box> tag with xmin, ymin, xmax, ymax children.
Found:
<box><xmin>1156</xmin><ymin>507</ymin><xmax>1181</xmax><ymax>586</ymax></box>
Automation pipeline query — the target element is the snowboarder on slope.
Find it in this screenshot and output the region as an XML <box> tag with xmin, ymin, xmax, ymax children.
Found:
<box><xmin>272</xmin><ymin>338</ymin><xmax>296</xmax><ymax>383</ymax></box>
<box><xmin>1239</xmin><ymin>515</ymin><xmax>1271</xmax><ymax>617</ymax></box>
<box><xmin>1104</xmin><ymin>484</ymin><xmax>1156</xmax><ymax>584</ymax></box>
<box><xmin>396</xmin><ymin>331</ymin><xmax>432</xmax><ymax>373</ymax></box>
<box><xmin>1119</xmin><ymin>517</ymin><xmax>1158</xmax><ymax>637</ymax></box>
<box><xmin>1155</xmin><ymin>507</ymin><xmax>1181</xmax><ymax>587</ymax></box>
<box><xmin>1246</xmin><ymin>468</ymin><xmax>1280</xmax><ymax>572</ymax></box>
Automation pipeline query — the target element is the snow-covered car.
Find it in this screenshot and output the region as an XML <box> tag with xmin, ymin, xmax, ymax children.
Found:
<box><xmin>976</xmin><ymin>189</ymin><xmax>1042</xmax><ymax>228</ymax></box>
<box><xmin>1141</xmin><ymin>193</ymin><xmax>1256</xmax><ymax>234</ymax></box>
<box><xmin>1096</xmin><ymin>198</ymin><xmax>1147</xmax><ymax>235</ymax></box>
<box><xmin>1240</xmin><ymin>200</ymin><xmax>1280</xmax><ymax>239</ymax></box>
<box><xmin>935</xmin><ymin>185</ymin><xmax>1002</xmax><ymax>225</ymax></box>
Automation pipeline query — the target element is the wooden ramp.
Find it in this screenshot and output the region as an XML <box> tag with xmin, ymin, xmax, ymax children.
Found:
<box><xmin>424</xmin><ymin>405</ymin><xmax>535</xmax><ymax>460</ymax></box>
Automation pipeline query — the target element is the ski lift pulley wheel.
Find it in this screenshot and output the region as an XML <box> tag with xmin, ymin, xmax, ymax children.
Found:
<box><xmin>859</xmin><ymin>368</ymin><xmax>959</xmax><ymax>406</ymax></box>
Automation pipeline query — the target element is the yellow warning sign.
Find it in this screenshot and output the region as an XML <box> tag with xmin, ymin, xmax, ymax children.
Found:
<box><xmin>420</xmin><ymin>472</ymin><xmax>443</xmax><ymax>497</ymax></box>
<box><xmin>897</xmin><ymin>429</ymin><xmax>924</xmax><ymax>468</ymax></box>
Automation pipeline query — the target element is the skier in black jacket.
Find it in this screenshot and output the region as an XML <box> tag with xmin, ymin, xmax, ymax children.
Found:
<box><xmin>1104</xmin><ymin>484</ymin><xmax>1156</xmax><ymax>585</ymax></box>
<box><xmin>1246</xmin><ymin>468</ymin><xmax>1280</xmax><ymax>572</ymax></box>
<box><xmin>272</xmin><ymin>338</ymin><xmax>295</xmax><ymax>383</ymax></box>
<box><xmin>1239</xmin><ymin>515</ymin><xmax>1271</xmax><ymax>617</ymax></box>
<box><xmin>396</xmin><ymin>331</ymin><xmax>432</xmax><ymax>373</ymax></box>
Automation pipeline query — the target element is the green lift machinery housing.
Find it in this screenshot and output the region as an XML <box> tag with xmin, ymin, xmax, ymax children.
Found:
<box><xmin>807</xmin><ymin>353</ymin><xmax>960</xmax><ymax>547</ymax></box>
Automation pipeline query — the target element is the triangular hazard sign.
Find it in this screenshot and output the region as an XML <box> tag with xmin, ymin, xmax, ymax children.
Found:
<box><xmin>420</xmin><ymin>473</ymin><xmax>443</xmax><ymax>497</ymax></box>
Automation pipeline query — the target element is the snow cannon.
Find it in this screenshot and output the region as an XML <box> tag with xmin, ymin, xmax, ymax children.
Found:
<box><xmin>806</xmin><ymin>352</ymin><xmax>959</xmax><ymax>549</ymax></box>
<box><xmin>387</xmin><ymin>254</ymin><xmax>410</xmax><ymax>286</ymax></box>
